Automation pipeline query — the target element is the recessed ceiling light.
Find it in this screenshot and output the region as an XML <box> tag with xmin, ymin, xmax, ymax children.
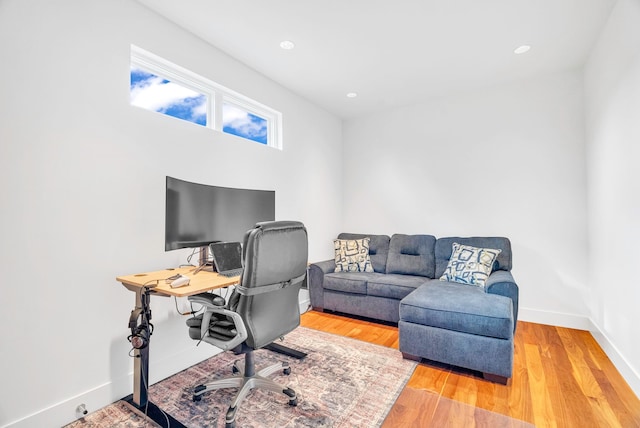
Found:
<box><xmin>514</xmin><ymin>45</ymin><xmax>531</xmax><ymax>55</ymax></box>
<box><xmin>279</xmin><ymin>40</ymin><xmax>295</xmax><ymax>50</ymax></box>
<box><xmin>346</xmin><ymin>92</ymin><xmax>358</xmax><ymax>98</ymax></box>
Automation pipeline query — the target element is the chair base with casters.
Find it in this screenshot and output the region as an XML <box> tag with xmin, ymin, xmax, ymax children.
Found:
<box><xmin>192</xmin><ymin>349</ymin><xmax>297</xmax><ymax>428</ymax></box>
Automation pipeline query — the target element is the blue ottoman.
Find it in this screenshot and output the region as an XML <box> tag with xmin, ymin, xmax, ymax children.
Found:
<box><xmin>399</xmin><ymin>281</ymin><xmax>515</xmax><ymax>384</ymax></box>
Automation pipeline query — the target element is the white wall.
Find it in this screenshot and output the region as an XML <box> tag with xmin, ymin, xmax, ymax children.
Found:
<box><xmin>343</xmin><ymin>70</ymin><xmax>590</xmax><ymax>327</ymax></box>
<box><xmin>0</xmin><ymin>0</ymin><xmax>342</xmax><ymax>426</ymax></box>
<box><xmin>584</xmin><ymin>0</ymin><xmax>640</xmax><ymax>396</ymax></box>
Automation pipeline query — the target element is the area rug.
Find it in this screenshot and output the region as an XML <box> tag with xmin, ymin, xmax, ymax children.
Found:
<box><xmin>65</xmin><ymin>400</ymin><xmax>160</xmax><ymax>427</ymax></box>
<box><xmin>67</xmin><ymin>327</ymin><xmax>416</xmax><ymax>427</ymax></box>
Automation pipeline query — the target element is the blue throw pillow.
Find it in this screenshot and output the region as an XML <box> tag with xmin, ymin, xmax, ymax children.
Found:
<box><xmin>439</xmin><ymin>242</ymin><xmax>501</xmax><ymax>288</ymax></box>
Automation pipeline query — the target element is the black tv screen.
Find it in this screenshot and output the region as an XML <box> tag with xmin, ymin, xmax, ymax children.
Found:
<box><xmin>165</xmin><ymin>176</ymin><xmax>275</xmax><ymax>251</ymax></box>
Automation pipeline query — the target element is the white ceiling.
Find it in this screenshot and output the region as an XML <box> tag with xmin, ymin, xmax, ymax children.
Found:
<box><xmin>136</xmin><ymin>0</ymin><xmax>616</xmax><ymax>119</ymax></box>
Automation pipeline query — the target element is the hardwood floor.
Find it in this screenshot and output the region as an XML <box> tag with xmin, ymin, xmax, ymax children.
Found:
<box><xmin>300</xmin><ymin>310</ymin><xmax>640</xmax><ymax>427</ymax></box>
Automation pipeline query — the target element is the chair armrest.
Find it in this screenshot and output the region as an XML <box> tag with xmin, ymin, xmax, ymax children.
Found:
<box><xmin>485</xmin><ymin>270</ymin><xmax>519</xmax><ymax>327</ymax></box>
<box><xmin>189</xmin><ymin>293</ymin><xmax>225</xmax><ymax>307</ymax></box>
<box><xmin>308</xmin><ymin>259</ymin><xmax>335</xmax><ymax>311</ymax></box>
<box><xmin>188</xmin><ymin>295</ymin><xmax>248</xmax><ymax>351</ymax></box>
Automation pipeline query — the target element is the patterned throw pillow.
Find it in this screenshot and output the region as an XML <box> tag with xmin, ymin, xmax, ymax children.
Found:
<box><xmin>334</xmin><ymin>238</ymin><xmax>374</xmax><ymax>272</ymax></box>
<box><xmin>439</xmin><ymin>242</ymin><xmax>502</xmax><ymax>288</ymax></box>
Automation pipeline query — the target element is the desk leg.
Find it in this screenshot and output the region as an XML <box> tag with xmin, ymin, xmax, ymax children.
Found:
<box><xmin>131</xmin><ymin>288</ymin><xmax>149</xmax><ymax>408</ymax></box>
<box><xmin>125</xmin><ymin>288</ymin><xmax>186</xmax><ymax>428</ymax></box>
<box><xmin>132</xmin><ymin>343</ymin><xmax>149</xmax><ymax>406</ymax></box>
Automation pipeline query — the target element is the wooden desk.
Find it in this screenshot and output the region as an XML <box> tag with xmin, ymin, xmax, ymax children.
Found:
<box><xmin>117</xmin><ymin>266</ymin><xmax>239</xmax><ymax>426</ymax></box>
<box><xmin>117</xmin><ymin>266</ymin><xmax>239</xmax><ymax>297</ymax></box>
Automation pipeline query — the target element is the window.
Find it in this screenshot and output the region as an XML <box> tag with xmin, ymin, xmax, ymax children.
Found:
<box><xmin>130</xmin><ymin>67</ymin><xmax>208</xmax><ymax>126</ymax></box>
<box><xmin>130</xmin><ymin>45</ymin><xmax>282</xmax><ymax>149</ymax></box>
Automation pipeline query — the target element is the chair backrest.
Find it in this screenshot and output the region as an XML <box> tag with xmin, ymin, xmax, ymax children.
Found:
<box><xmin>234</xmin><ymin>221</ymin><xmax>308</xmax><ymax>349</ymax></box>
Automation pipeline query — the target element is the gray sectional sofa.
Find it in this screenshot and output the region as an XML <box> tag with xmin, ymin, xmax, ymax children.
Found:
<box><xmin>308</xmin><ymin>233</ymin><xmax>519</xmax><ymax>383</ymax></box>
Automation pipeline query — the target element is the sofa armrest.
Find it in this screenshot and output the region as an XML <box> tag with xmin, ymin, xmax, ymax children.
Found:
<box><xmin>308</xmin><ymin>259</ymin><xmax>335</xmax><ymax>311</ymax></box>
<box><xmin>485</xmin><ymin>270</ymin><xmax>519</xmax><ymax>328</ymax></box>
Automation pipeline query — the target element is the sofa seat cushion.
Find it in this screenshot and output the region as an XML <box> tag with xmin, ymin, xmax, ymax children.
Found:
<box><xmin>323</xmin><ymin>271</ymin><xmax>382</xmax><ymax>295</ymax></box>
<box><xmin>367</xmin><ymin>274</ymin><xmax>427</xmax><ymax>300</ymax></box>
<box><xmin>400</xmin><ymin>281</ymin><xmax>513</xmax><ymax>340</ymax></box>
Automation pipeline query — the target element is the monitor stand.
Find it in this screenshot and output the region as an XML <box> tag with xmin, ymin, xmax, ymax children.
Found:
<box><xmin>193</xmin><ymin>245</ymin><xmax>213</xmax><ymax>274</ymax></box>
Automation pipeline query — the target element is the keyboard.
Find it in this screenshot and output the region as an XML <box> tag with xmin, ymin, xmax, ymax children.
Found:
<box><xmin>218</xmin><ymin>268</ymin><xmax>243</xmax><ymax>278</ymax></box>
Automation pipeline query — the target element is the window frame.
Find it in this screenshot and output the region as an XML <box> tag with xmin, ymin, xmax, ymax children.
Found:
<box><xmin>130</xmin><ymin>45</ymin><xmax>282</xmax><ymax>149</ymax></box>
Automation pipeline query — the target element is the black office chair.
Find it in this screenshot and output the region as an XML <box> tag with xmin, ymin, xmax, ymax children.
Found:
<box><xmin>186</xmin><ymin>221</ymin><xmax>308</xmax><ymax>428</ymax></box>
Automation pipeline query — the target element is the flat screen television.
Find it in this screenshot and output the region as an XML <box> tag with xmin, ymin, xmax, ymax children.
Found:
<box><xmin>165</xmin><ymin>176</ymin><xmax>275</xmax><ymax>254</ymax></box>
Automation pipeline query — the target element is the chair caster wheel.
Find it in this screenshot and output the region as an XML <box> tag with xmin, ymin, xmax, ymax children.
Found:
<box><xmin>283</xmin><ymin>387</ymin><xmax>296</xmax><ymax>405</ymax></box>
<box><xmin>193</xmin><ymin>384</ymin><xmax>206</xmax><ymax>402</ymax></box>
<box><xmin>225</xmin><ymin>406</ymin><xmax>237</xmax><ymax>428</ymax></box>
<box><xmin>283</xmin><ymin>367</ymin><xmax>291</xmax><ymax>375</ymax></box>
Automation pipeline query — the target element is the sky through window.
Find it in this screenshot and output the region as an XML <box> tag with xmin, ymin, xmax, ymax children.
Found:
<box><xmin>223</xmin><ymin>103</ymin><xmax>268</xmax><ymax>144</ymax></box>
<box><xmin>129</xmin><ymin>46</ymin><xmax>281</xmax><ymax>148</ymax></box>
<box><xmin>130</xmin><ymin>67</ymin><xmax>207</xmax><ymax>126</ymax></box>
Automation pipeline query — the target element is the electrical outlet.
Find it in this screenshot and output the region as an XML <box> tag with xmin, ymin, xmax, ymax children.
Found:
<box><xmin>76</xmin><ymin>403</ymin><xmax>88</xmax><ymax>418</ymax></box>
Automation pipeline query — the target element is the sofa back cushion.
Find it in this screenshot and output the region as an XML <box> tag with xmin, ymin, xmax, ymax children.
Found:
<box><xmin>338</xmin><ymin>233</ymin><xmax>390</xmax><ymax>273</ymax></box>
<box><xmin>435</xmin><ymin>237</ymin><xmax>512</xmax><ymax>278</ymax></box>
<box><xmin>386</xmin><ymin>234</ymin><xmax>436</xmax><ymax>278</ymax></box>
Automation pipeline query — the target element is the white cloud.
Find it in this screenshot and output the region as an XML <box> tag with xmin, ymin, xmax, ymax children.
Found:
<box><xmin>223</xmin><ymin>104</ymin><xmax>267</xmax><ymax>138</ymax></box>
<box><xmin>130</xmin><ymin>75</ymin><xmax>200</xmax><ymax>111</ymax></box>
<box><xmin>192</xmin><ymin>100</ymin><xmax>207</xmax><ymax>119</ymax></box>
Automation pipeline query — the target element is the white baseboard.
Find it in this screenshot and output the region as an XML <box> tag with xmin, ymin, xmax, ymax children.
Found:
<box><xmin>588</xmin><ymin>320</ymin><xmax>640</xmax><ymax>398</ymax></box>
<box><xmin>21</xmin><ymin>301</ymin><xmax>637</xmax><ymax>427</ymax></box>
<box><xmin>299</xmin><ymin>288</ymin><xmax>311</xmax><ymax>314</ymax></box>
<box><xmin>519</xmin><ymin>306</ymin><xmax>640</xmax><ymax>399</ymax></box>
<box><xmin>3</xmin><ymin>345</ymin><xmax>220</xmax><ymax>428</ymax></box>
<box><xmin>5</xmin><ymin>291</ymin><xmax>314</xmax><ymax>428</ymax></box>
<box><xmin>518</xmin><ymin>306</ymin><xmax>593</xmax><ymax>330</ymax></box>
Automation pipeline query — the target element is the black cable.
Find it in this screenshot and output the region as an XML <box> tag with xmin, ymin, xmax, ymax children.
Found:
<box><xmin>137</xmin><ymin>348</ymin><xmax>171</xmax><ymax>428</ymax></box>
<box><xmin>127</xmin><ymin>297</ymin><xmax>170</xmax><ymax>427</ymax></box>
<box><xmin>185</xmin><ymin>247</ymin><xmax>199</xmax><ymax>265</ymax></box>
<box><xmin>142</xmin><ymin>279</ymin><xmax>159</xmax><ymax>290</ymax></box>
<box><xmin>221</xmin><ymin>287</ymin><xmax>230</xmax><ymax>301</ymax></box>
